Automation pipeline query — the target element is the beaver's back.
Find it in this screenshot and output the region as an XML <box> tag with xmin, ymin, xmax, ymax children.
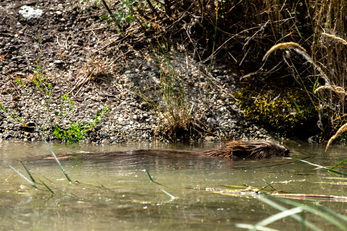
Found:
<box><xmin>201</xmin><ymin>141</ymin><xmax>289</xmax><ymax>159</ymax></box>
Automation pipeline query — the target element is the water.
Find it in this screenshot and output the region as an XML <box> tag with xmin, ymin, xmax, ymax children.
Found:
<box><xmin>0</xmin><ymin>140</ymin><xmax>346</xmax><ymax>230</ymax></box>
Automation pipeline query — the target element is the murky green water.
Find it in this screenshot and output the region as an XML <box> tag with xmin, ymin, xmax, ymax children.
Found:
<box><xmin>1</xmin><ymin>141</ymin><xmax>346</xmax><ymax>230</ymax></box>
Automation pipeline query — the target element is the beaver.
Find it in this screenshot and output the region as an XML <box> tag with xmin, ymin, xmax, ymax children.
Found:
<box><xmin>19</xmin><ymin>141</ymin><xmax>289</xmax><ymax>162</ymax></box>
<box><xmin>201</xmin><ymin>141</ymin><xmax>289</xmax><ymax>160</ymax></box>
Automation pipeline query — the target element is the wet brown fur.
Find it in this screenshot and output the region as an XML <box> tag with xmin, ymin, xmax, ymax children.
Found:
<box><xmin>201</xmin><ymin>141</ymin><xmax>289</xmax><ymax>160</ymax></box>
<box><xmin>21</xmin><ymin>141</ymin><xmax>289</xmax><ymax>162</ymax></box>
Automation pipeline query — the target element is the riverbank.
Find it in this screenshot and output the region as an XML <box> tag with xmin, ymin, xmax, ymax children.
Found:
<box><xmin>0</xmin><ymin>57</ymin><xmax>275</xmax><ymax>144</ymax></box>
<box><xmin>0</xmin><ymin>1</ymin><xmax>280</xmax><ymax>144</ymax></box>
<box><xmin>4</xmin><ymin>1</ymin><xmax>344</xmax><ymax>144</ymax></box>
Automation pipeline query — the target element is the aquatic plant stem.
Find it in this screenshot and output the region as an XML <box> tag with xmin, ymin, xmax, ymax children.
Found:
<box><xmin>160</xmin><ymin>189</ymin><xmax>176</xmax><ymax>202</ymax></box>
<box><xmin>144</xmin><ymin>166</ymin><xmax>162</xmax><ymax>186</ymax></box>
<box><xmin>256</xmin><ymin>195</ymin><xmax>322</xmax><ymax>231</ymax></box>
<box><xmin>255</xmin><ymin>207</ymin><xmax>304</xmax><ymax>229</ymax></box>
<box><xmin>44</xmin><ymin>139</ymin><xmax>72</xmax><ymax>183</ymax></box>
<box><xmin>272</xmin><ymin>196</ymin><xmax>347</xmax><ymax>230</ymax></box>
<box><xmin>144</xmin><ymin>167</ymin><xmax>176</xmax><ymax>202</ymax></box>
<box><xmin>329</xmin><ymin>158</ymin><xmax>347</xmax><ymax>171</ymax></box>
<box><xmin>8</xmin><ymin>164</ymin><xmax>38</xmax><ymax>189</ymax></box>
<box><xmin>40</xmin><ymin>179</ymin><xmax>55</xmax><ymax>194</ymax></box>
<box><xmin>296</xmin><ymin>159</ymin><xmax>347</xmax><ymax>177</ymax></box>
<box><xmin>20</xmin><ymin>161</ymin><xmax>36</xmax><ymax>183</ymax></box>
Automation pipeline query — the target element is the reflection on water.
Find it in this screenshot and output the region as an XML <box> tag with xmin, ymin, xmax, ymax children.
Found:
<box><xmin>0</xmin><ymin>140</ymin><xmax>346</xmax><ymax>230</ymax></box>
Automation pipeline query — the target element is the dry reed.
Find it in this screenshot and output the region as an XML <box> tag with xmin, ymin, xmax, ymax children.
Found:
<box><xmin>314</xmin><ymin>85</ymin><xmax>347</xmax><ymax>96</ymax></box>
<box><xmin>326</xmin><ymin>123</ymin><xmax>347</xmax><ymax>151</ymax></box>
<box><xmin>262</xmin><ymin>42</ymin><xmax>308</xmax><ymax>62</ymax></box>
<box><xmin>322</xmin><ymin>32</ymin><xmax>347</xmax><ymax>45</ymax></box>
<box><xmin>263</xmin><ymin>42</ymin><xmax>333</xmax><ymax>87</ymax></box>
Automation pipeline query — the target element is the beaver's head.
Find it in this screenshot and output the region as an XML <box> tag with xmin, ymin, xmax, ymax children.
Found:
<box><xmin>245</xmin><ymin>142</ymin><xmax>289</xmax><ymax>159</ymax></box>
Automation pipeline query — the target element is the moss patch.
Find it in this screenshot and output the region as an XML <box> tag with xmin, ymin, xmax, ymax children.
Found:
<box><xmin>235</xmin><ymin>82</ymin><xmax>318</xmax><ymax>138</ymax></box>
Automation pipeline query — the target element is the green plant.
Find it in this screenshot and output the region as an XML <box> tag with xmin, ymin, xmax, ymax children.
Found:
<box><xmin>81</xmin><ymin>0</ymin><xmax>143</xmax><ymax>32</ymax></box>
<box><xmin>53</xmin><ymin>105</ymin><xmax>109</xmax><ymax>143</ymax></box>
<box><xmin>32</xmin><ymin>64</ymin><xmax>53</xmax><ymax>106</ymax></box>
<box><xmin>1</xmin><ymin>62</ymin><xmax>52</xmax><ymax>125</ymax></box>
<box><xmin>100</xmin><ymin>0</ymin><xmax>137</xmax><ymax>28</ymax></box>
<box><xmin>0</xmin><ymin>102</ymin><xmax>23</xmax><ymax>124</ymax></box>
<box><xmin>19</xmin><ymin>64</ymin><xmax>73</xmax><ymax>136</ymax></box>
<box><xmin>58</xmin><ymin>93</ymin><xmax>74</xmax><ymax>120</ymax></box>
<box><xmin>1</xmin><ymin>62</ymin><xmax>109</xmax><ymax>143</ymax></box>
<box><xmin>53</xmin><ymin>122</ymin><xmax>85</xmax><ymax>143</ymax></box>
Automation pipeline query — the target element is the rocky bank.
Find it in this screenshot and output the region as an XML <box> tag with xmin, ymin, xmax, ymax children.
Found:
<box><xmin>0</xmin><ymin>0</ymin><xmax>276</xmax><ymax>144</ymax></box>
